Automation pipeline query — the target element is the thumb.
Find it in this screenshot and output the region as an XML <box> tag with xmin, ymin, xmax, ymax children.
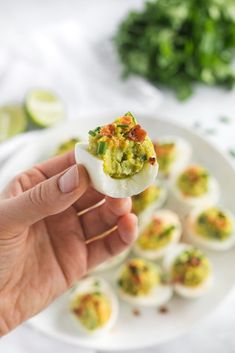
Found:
<box><xmin>0</xmin><ymin>164</ymin><xmax>89</xmax><ymax>235</ymax></box>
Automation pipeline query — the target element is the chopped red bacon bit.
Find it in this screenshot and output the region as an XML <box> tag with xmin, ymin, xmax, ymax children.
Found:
<box><xmin>132</xmin><ymin>308</ymin><xmax>141</xmax><ymax>316</ymax></box>
<box><xmin>73</xmin><ymin>307</ymin><xmax>83</xmax><ymax>317</ymax></box>
<box><xmin>189</xmin><ymin>257</ymin><xmax>201</xmax><ymax>266</ymax></box>
<box><xmin>158</xmin><ymin>306</ymin><xmax>169</xmax><ymax>314</ymax></box>
<box><xmin>100</xmin><ymin>123</ymin><xmax>115</xmax><ymax>137</ymax></box>
<box><xmin>149</xmin><ymin>156</ymin><xmax>156</xmax><ymax>165</ymax></box>
<box><xmin>118</xmin><ymin>116</ymin><xmax>132</xmax><ymax>125</ymax></box>
<box><xmin>127</xmin><ymin>124</ymin><xmax>147</xmax><ymax>142</ymax></box>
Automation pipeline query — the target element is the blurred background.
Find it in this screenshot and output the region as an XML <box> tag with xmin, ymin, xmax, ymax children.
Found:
<box><xmin>1</xmin><ymin>0</ymin><xmax>235</xmax><ymax>352</ymax></box>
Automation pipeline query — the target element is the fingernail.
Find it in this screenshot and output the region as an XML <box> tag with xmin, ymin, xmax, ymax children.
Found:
<box><xmin>58</xmin><ymin>165</ymin><xmax>79</xmax><ymax>193</ymax></box>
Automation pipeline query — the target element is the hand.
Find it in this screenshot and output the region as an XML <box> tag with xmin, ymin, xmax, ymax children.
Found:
<box><xmin>0</xmin><ymin>151</ymin><xmax>137</xmax><ymax>335</ymax></box>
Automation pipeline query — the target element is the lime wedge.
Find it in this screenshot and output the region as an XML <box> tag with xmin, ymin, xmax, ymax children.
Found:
<box><xmin>0</xmin><ymin>104</ymin><xmax>27</xmax><ymax>142</ymax></box>
<box><xmin>25</xmin><ymin>89</ymin><xmax>65</xmax><ymax>128</ymax></box>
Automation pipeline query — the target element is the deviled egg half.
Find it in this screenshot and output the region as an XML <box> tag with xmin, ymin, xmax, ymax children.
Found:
<box><xmin>132</xmin><ymin>180</ymin><xmax>168</xmax><ymax>225</ymax></box>
<box><xmin>70</xmin><ymin>277</ymin><xmax>118</xmax><ymax>334</ymax></box>
<box><xmin>55</xmin><ymin>137</ymin><xmax>81</xmax><ymax>155</ymax></box>
<box><xmin>154</xmin><ymin>136</ymin><xmax>192</xmax><ymax>179</ymax></box>
<box><xmin>92</xmin><ymin>249</ymin><xmax>130</xmax><ymax>273</ymax></box>
<box><xmin>164</xmin><ymin>244</ymin><xmax>213</xmax><ymax>298</ymax></box>
<box><xmin>117</xmin><ymin>258</ymin><xmax>172</xmax><ymax>306</ymax></box>
<box><xmin>186</xmin><ymin>206</ymin><xmax>235</xmax><ymax>251</ymax></box>
<box><xmin>172</xmin><ymin>165</ymin><xmax>220</xmax><ymax>210</ymax></box>
<box><xmin>75</xmin><ymin>112</ymin><xmax>158</xmax><ymax>198</ymax></box>
<box><xmin>133</xmin><ymin>209</ymin><xmax>182</xmax><ymax>260</ymax></box>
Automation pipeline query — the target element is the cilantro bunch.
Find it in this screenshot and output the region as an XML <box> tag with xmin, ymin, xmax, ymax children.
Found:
<box><xmin>114</xmin><ymin>0</ymin><xmax>235</xmax><ymax>100</ymax></box>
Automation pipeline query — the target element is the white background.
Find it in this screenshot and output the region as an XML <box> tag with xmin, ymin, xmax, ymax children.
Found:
<box><xmin>0</xmin><ymin>1</ymin><xmax>235</xmax><ymax>352</ymax></box>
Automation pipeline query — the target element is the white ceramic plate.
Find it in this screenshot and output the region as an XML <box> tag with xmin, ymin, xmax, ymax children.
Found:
<box><xmin>1</xmin><ymin>114</ymin><xmax>235</xmax><ymax>351</ymax></box>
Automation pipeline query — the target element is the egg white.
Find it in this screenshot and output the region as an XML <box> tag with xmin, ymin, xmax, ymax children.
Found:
<box><xmin>117</xmin><ymin>262</ymin><xmax>173</xmax><ymax>307</ymax></box>
<box><xmin>171</xmin><ymin>167</ymin><xmax>220</xmax><ymax>212</ymax></box>
<box><xmin>91</xmin><ymin>249</ymin><xmax>130</xmax><ymax>273</ymax></box>
<box><xmin>136</xmin><ymin>180</ymin><xmax>168</xmax><ymax>229</ymax></box>
<box><xmin>133</xmin><ymin>209</ymin><xmax>182</xmax><ymax>260</ymax></box>
<box><xmin>163</xmin><ymin>243</ymin><xmax>213</xmax><ymax>299</ymax></box>
<box><xmin>186</xmin><ymin>206</ymin><xmax>235</xmax><ymax>251</ymax></box>
<box><xmin>70</xmin><ymin>276</ymin><xmax>119</xmax><ymax>335</ymax></box>
<box><xmin>156</xmin><ymin>136</ymin><xmax>192</xmax><ymax>179</ymax></box>
<box><xmin>75</xmin><ymin>143</ymin><xmax>158</xmax><ymax>198</ymax></box>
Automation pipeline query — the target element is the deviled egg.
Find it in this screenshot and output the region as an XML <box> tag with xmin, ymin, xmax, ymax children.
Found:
<box><xmin>164</xmin><ymin>244</ymin><xmax>213</xmax><ymax>298</ymax></box>
<box><xmin>154</xmin><ymin>136</ymin><xmax>192</xmax><ymax>179</ymax></box>
<box><xmin>75</xmin><ymin>112</ymin><xmax>158</xmax><ymax>198</ymax></box>
<box><xmin>55</xmin><ymin>137</ymin><xmax>81</xmax><ymax>155</ymax></box>
<box><xmin>132</xmin><ymin>180</ymin><xmax>168</xmax><ymax>225</ymax></box>
<box><xmin>133</xmin><ymin>210</ymin><xmax>182</xmax><ymax>260</ymax></box>
<box><xmin>117</xmin><ymin>258</ymin><xmax>172</xmax><ymax>306</ymax></box>
<box><xmin>172</xmin><ymin>165</ymin><xmax>219</xmax><ymax>210</ymax></box>
<box><xmin>92</xmin><ymin>249</ymin><xmax>130</xmax><ymax>273</ymax></box>
<box><xmin>70</xmin><ymin>277</ymin><xmax>118</xmax><ymax>334</ymax></box>
<box><xmin>186</xmin><ymin>206</ymin><xmax>235</xmax><ymax>251</ymax></box>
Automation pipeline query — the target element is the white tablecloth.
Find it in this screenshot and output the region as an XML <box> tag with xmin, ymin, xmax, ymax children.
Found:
<box><xmin>0</xmin><ymin>1</ymin><xmax>235</xmax><ymax>352</ymax></box>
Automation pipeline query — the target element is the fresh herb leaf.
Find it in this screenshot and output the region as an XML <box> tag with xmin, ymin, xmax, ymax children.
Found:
<box><xmin>228</xmin><ymin>149</ymin><xmax>235</xmax><ymax>158</ymax></box>
<box><xmin>88</xmin><ymin>130</ymin><xmax>96</xmax><ymax>137</ymax></box>
<box><xmin>219</xmin><ymin>116</ymin><xmax>232</xmax><ymax>124</ymax></box>
<box><xmin>114</xmin><ymin>0</ymin><xmax>235</xmax><ymax>100</ymax></box>
<box><xmin>117</xmin><ymin>124</ymin><xmax>129</xmax><ymax>128</ymax></box>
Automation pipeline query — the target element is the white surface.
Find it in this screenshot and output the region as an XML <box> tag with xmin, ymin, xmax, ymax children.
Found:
<box><xmin>0</xmin><ymin>1</ymin><xmax>235</xmax><ymax>352</ymax></box>
<box><xmin>1</xmin><ymin>116</ymin><xmax>235</xmax><ymax>352</ymax></box>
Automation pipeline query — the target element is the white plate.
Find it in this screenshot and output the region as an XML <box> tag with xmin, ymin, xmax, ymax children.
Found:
<box><xmin>1</xmin><ymin>114</ymin><xmax>235</xmax><ymax>351</ymax></box>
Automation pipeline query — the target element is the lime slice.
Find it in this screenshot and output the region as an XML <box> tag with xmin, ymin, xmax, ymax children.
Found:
<box><xmin>0</xmin><ymin>104</ymin><xmax>27</xmax><ymax>142</ymax></box>
<box><xmin>25</xmin><ymin>89</ymin><xmax>65</xmax><ymax>128</ymax></box>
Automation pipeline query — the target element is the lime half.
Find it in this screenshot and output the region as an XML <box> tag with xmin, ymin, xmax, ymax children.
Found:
<box><xmin>0</xmin><ymin>104</ymin><xmax>27</xmax><ymax>142</ymax></box>
<box><xmin>25</xmin><ymin>89</ymin><xmax>65</xmax><ymax>128</ymax></box>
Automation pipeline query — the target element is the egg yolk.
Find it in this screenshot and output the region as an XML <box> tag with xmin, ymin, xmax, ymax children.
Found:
<box><xmin>71</xmin><ymin>292</ymin><xmax>111</xmax><ymax>331</ymax></box>
<box><xmin>132</xmin><ymin>184</ymin><xmax>162</xmax><ymax>215</ymax></box>
<box><xmin>118</xmin><ymin>258</ymin><xmax>160</xmax><ymax>296</ymax></box>
<box><xmin>196</xmin><ymin>207</ymin><xmax>233</xmax><ymax>241</ymax></box>
<box><xmin>171</xmin><ymin>248</ymin><xmax>210</xmax><ymax>287</ymax></box>
<box><xmin>177</xmin><ymin>165</ymin><xmax>209</xmax><ymax>197</ymax></box>
<box><xmin>154</xmin><ymin>142</ymin><xmax>176</xmax><ymax>173</ymax></box>
<box><xmin>138</xmin><ymin>217</ymin><xmax>175</xmax><ymax>250</ymax></box>
<box><xmin>88</xmin><ymin>112</ymin><xmax>156</xmax><ymax>179</ymax></box>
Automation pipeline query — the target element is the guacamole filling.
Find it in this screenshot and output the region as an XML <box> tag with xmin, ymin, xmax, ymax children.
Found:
<box><xmin>118</xmin><ymin>258</ymin><xmax>160</xmax><ymax>296</ymax></box>
<box><xmin>56</xmin><ymin>137</ymin><xmax>80</xmax><ymax>155</ymax></box>
<box><xmin>88</xmin><ymin>112</ymin><xmax>156</xmax><ymax>179</ymax></box>
<box><xmin>154</xmin><ymin>142</ymin><xmax>176</xmax><ymax>173</ymax></box>
<box><xmin>71</xmin><ymin>292</ymin><xmax>111</xmax><ymax>331</ymax></box>
<box><xmin>132</xmin><ymin>184</ymin><xmax>162</xmax><ymax>215</ymax></box>
<box><xmin>196</xmin><ymin>207</ymin><xmax>233</xmax><ymax>241</ymax></box>
<box><xmin>177</xmin><ymin>166</ymin><xmax>209</xmax><ymax>197</ymax></box>
<box><xmin>138</xmin><ymin>217</ymin><xmax>175</xmax><ymax>250</ymax></box>
<box><xmin>171</xmin><ymin>248</ymin><xmax>210</xmax><ymax>287</ymax></box>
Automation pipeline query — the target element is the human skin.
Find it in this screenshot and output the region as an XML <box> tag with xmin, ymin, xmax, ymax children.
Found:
<box><xmin>0</xmin><ymin>151</ymin><xmax>138</xmax><ymax>335</ymax></box>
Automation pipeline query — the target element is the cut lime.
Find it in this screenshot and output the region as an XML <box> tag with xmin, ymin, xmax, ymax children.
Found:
<box><xmin>0</xmin><ymin>104</ymin><xmax>27</xmax><ymax>142</ymax></box>
<box><xmin>25</xmin><ymin>89</ymin><xmax>65</xmax><ymax>128</ymax></box>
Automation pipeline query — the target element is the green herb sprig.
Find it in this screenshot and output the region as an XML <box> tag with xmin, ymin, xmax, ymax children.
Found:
<box><xmin>114</xmin><ymin>0</ymin><xmax>235</xmax><ymax>100</ymax></box>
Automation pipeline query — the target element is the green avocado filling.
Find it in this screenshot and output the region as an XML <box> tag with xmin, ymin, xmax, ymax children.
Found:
<box><xmin>138</xmin><ymin>217</ymin><xmax>175</xmax><ymax>250</ymax></box>
<box><xmin>118</xmin><ymin>258</ymin><xmax>160</xmax><ymax>296</ymax></box>
<box><xmin>88</xmin><ymin>112</ymin><xmax>156</xmax><ymax>179</ymax></box>
<box><xmin>154</xmin><ymin>142</ymin><xmax>176</xmax><ymax>173</ymax></box>
<box><xmin>196</xmin><ymin>207</ymin><xmax>233</xmax><ymax>241</ymax></box>
<box><xmin>55</xmin><ymin>137</ymin><xmax>80</xmax><ymax>155</ymax></box>
<box><xmin>177</xmin><ymin>166</ymin><xmax>209</xmax><ymax>197</ymax></box>
<box><xmin>71</xmin><ymin>292</ymin><xmax>111</xmax><ymax>331</ymax></box>
<box><xmin>132</xmin><ymin>184</ymin><xmax>162</xmax><ymax>215</ymax></box>
<box><xmin>171</xmin><ymin>248</ymin><xmax>210</xmax><ymax>287</ymax></box>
